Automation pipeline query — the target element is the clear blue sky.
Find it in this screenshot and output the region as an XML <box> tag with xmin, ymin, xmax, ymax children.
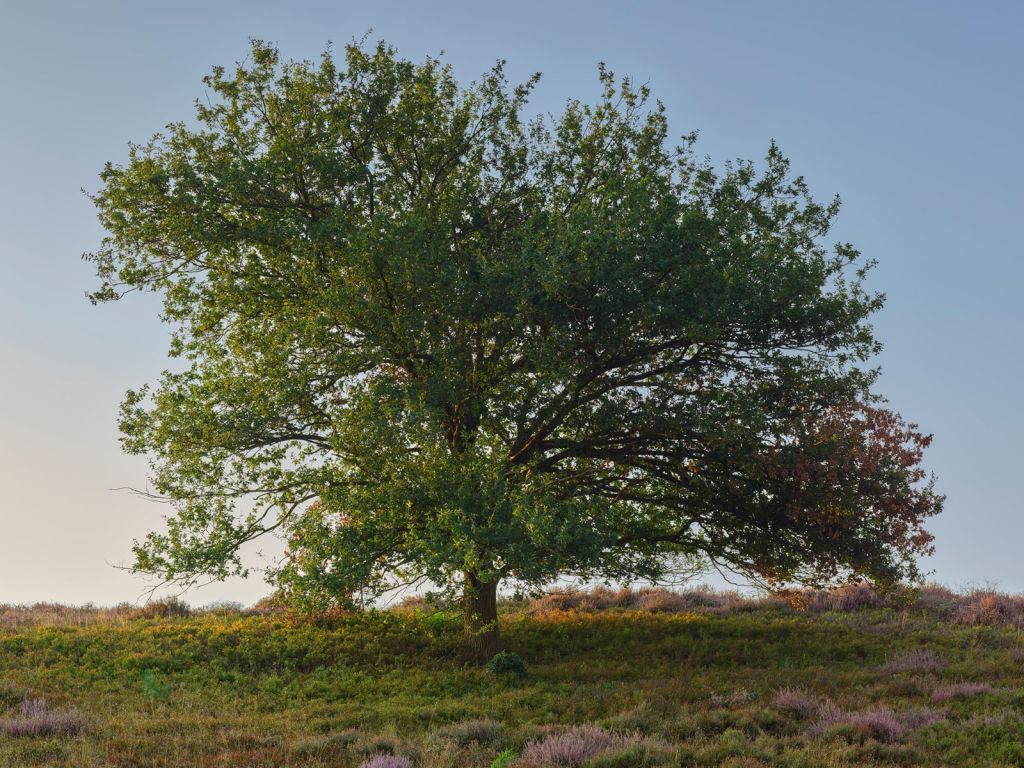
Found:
<box><xmin>1</xmin><ymin>0</ymin><xmax>1020</xmax><ymax>605</ymax></box>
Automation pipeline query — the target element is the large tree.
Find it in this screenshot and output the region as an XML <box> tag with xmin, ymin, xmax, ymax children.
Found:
<box><xmin>88</xmin><ymin>40</ymin><xmax>941</xmax><ymax>656</ymax></box>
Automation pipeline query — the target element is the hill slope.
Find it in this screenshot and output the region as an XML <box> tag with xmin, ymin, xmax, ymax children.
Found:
<box><xmin>2</xmin><ymin>588</ymin><xmax>1024</xmax><ymax>767</ymax></box>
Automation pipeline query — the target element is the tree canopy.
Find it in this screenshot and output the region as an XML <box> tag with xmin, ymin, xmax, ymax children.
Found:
<box><xmin>88</xmin><ymin>40</ymin><xmax>942</xmax><ymax>654</ymax></box>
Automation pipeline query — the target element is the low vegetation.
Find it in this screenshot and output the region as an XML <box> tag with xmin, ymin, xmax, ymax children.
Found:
<box><xmin>3</xmin><ymin>585</ymin><xmax>1024</xmax><ymax>766</ymax></box>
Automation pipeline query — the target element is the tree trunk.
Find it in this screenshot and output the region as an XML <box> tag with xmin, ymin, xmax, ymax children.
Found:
<box><xmin>463</xmin><ymin>572</ymin><xmax>501</xmax><ymax>660</ymax></box>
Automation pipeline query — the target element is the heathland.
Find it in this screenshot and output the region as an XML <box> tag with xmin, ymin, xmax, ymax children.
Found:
<box><xmin>3</xmin><ymin>585</ymin><xmax>1024</xmax><ymax>767</ymax></box>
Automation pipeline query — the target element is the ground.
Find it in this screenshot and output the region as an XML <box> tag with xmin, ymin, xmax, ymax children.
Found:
<box><xmin>2</xmin><ymin>586</ymin><xmax>1024</xmax><ymax>767</ymax></box>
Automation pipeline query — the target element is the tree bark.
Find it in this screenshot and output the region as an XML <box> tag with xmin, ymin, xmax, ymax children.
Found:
<box><xmin>463</xmin><ymin>572</ymin><xmax>501</xmax><ymax>660</ymax></box>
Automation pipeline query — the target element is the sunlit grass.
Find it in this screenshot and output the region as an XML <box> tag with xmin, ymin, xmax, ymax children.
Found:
<box><xmin>2</xmin><ymin>588</ymin><xmax>1024</xmax><ymax>766</ymax></box>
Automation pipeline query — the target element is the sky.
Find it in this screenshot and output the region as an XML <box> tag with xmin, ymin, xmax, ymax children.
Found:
<box><xmin>0</xmin><ymin>0</ymin><xmax>1021</xmax><ymax>606</ymax></box>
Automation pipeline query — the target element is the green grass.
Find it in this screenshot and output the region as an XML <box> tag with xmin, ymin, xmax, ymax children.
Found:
<box><xmin>2</xmin><ymin>597</ymin><xmax>1024</xmax><ymax>767</ymax></box>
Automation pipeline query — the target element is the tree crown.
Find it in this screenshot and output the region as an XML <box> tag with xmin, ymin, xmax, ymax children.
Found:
<box><xmin>88</xmin><ymin>40</ymin><xmax>941</xmax><ymax>608</ymax></box>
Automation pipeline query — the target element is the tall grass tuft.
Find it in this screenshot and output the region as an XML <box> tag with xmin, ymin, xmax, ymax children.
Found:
<box><xmin>773</xmin><ymin>688</ymin><xmax>819</xmax><ymax>719</ymax></box>
<box><xmin>357</xmin><ymin>754</ymin><xmax>413</xmax><ymax>768</ymax></box>
<box><xmin>809</xmin><ymin>706</ymin><xmax>943</xmax><ymax>742</ymax></box>
<box><xmin>0</xmin><ymin>697</ymin><xmax>88</xmax><ymax>738</ymax></box>
<box><xmin>518</xmin><ymin>725</ymin><xmax>630</xmax><ymax>766</ymax></box>
<box><xmin>931</xmin><ymin>682</ymin><xmax>992</xmax><ymax>702</ymax></box>
<box><xmin>881</xmin><ymin>649</ymin><xmax>948</xmax><ymax>674</ymax></box>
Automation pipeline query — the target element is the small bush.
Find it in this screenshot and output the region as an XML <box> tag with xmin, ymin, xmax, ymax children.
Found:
<box><xmin>0</xmin><ymin>697</ymin><xmax>87</xmax><ymax>738</ymax></box>
<box><xmin>632</xmin><ymin>589</ymin><xmax>692</xmax><ymax>613</ymax></box>
<box><xmin>141</xmin><ymin>669</ymin><xmax>172</xmax><ymax>702</ymax></box>
<box><xmin>709</xmin><ymin>688</ymin><xmax>753</xmax><ymax>708</ymax></box>
<box><xmin>809</xmin><ymin>707</ymin><xmax>942</xmax><ymax>743</ymax></box>
<box><xmin>776</xmin><ymin>583</ymin><xmax>885</xmax><ymax>613</ymax></box>
<box><xmin>0</xmin><ymin>681</ymin><xmax>29</xmax><ymax>709</ymax></box>
<box><xmin>881</xmin><ymin>649</ymin><xmax>948</xmax><ymax>674</ymax></box>
<box><xmin>485</xmin><ymin>651</ymin><xmax>528</xmax><ymax>676</ymax></box>
<box><xmin>518</xmin><ymin>726</ymin><xmax>629</xmax><ymax>766</ymax></box>
<box><xmin>772</xmin><ymin>688</ymin><xmax>818</xmax><ymax>719</ymax></box>
<box><xmin>358</xmin><ymin>754</ymin><xmax>413</xmax><ymax>768</ymax></box>
<box><xmin>290</xmin><ymin>729</ymin><xmax>360</xmax><ymax>756</ymax></box>
<box><xmin>913</xmin><ymin>584</ymin><xmax>960</xmax><ymax>616</ymax></box>
<box><xmin>954</xmin><ymin>591</ymin><xmax>1024</xmax><ymax>628</ymax></box>
<box><xmin>584</xmin><ymin>741</ymin><xmax>674</xmax><ymax>767</ymax></box>
<box><xmin>356</xmin><ymin>737</ymin><xmax>400</xmax><ymax>757</ymax></box>
<box><xmin>137</xmin><ymin>596</ymin><xmax>192</xmax><ymax>620</ymax></box>
<box><xmin>528</xmin><ymin>591</ymin><xmax>592</xmax><ymax>614</ymax></box>
<box><xmin>811</xmin><ymin>583</ymin><xmax>884</xmax><ymax>612</ymax></box>
<box><xmin>931</xmin><ymin>681</ymin><xmax>992</xmax><ymax>702</ymax></box>
<box><xmin>439</xmin><ymin>717</ymin><xmax>503</xmax><ymax>747</ymax></box>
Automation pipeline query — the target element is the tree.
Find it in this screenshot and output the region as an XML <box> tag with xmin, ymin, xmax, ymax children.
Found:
<box><xmin>88</xmin><ymin>40</ymin><xmax>942</xmax><ymax>657</ymax></box>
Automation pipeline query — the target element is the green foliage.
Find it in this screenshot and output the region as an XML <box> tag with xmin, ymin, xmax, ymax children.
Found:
<box><xmin>490</xmin><ymin>748</ymin><xmax>516</xmax><ymax>767</ymax></box>
<box><xmin>140</xmin><ymin>668</ymin><xmax>172</xmax><ymax>702</ymax></box>
<box><xmin>0</xmin><ymin>681</ymin><xmax>28</xmax><ymax>710</ymax></box>
<box><xmin>484</xmin><ymin>650</ymin><xmax>528</xmax><ymax>677</ymax></box>
<box><xmin>87</xmin><ymin>38</ymin><xmax>941</xmax><ymax>617</ymax></box>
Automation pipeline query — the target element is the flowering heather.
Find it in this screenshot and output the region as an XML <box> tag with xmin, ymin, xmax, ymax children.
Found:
<box><xmin>0</xmin><ymin>697</ymin><xmax>87</xmax><ymax>738</ymax></box>
<box><xmin>439</xmin><ymin>717</ymin><xmax>503</xmax><ymax>747</ymax></box>
<box><xmin>809</xmin><ymin>707</ymin><xmax>943</xmax><ymax>741</ymax></box>
<box><xmin>931</xmin><ymin>682</ymin><xmax>993</xmax><ymax>702</ymax></box>
<box><xmin>518</xmin><ymin>725</ymin><xmax>630</xmax><ymax>766</ymax></box>
<box><xmin>954</xmin><ymin>591</ymin><xmax>1024</xmax><ymax>628</ymax></box>
<box><xmin>914</xmin><ymin>584</ymin><xmax>960</xmax><ymax>616</ymax></box>
<box><xmin>881</xmin><ymin>649</ymin><xmax>948</xmax><ymax>674</ymax></box>
<box><xmin>357</xmin><ymin>754</ymin><xmax>413</xmax><ymax>768</ymax></box>
<box><xmin>773</xmin><ymin>688</ymin><xmax>820</xmax><ymax>719</ymax></box>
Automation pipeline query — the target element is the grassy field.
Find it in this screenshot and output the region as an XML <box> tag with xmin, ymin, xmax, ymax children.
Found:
<box><xmin>3</xmin><ymin>586</ymin><xmax>1024</xmax><ymax>767</ymax></box>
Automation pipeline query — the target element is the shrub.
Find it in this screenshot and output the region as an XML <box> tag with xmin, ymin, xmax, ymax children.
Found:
<box><xmin>290</xmin><ymin>729</ymin><xmax>360</xmax><ymax>756</ymax></box>
<box><xmin>809</xmin><ymin>707</ymin><xmax>942</xmax><ymax>742</ymax></box>
<box><xmin>638</xmin><ymin>588</ymin><xmax>730</xmax><ymax>614</ymax></box>
<box><xmin>709</xmin><ymin>688</ymin><xmax>753</xmax><ymax>708</ymax></box>
<box><xmin>0</xmin><ymin>681</ymin><xmax>28</xmax><ymax>709</ymax></box>
<box><xmin>584</xmin><ymin>741</ymin><xmax>674</xmax><ymax>767</ymax></box>
<box><xmin>484</xmin><ymin>651</ymin><xmax>528</xmax><ymax>676</ymax></box>
<box><xmin>0</xmin><ymin>697</ymin><xmax>88</xmax><ymax>738</ymax></box>
<box><xmin>518</xmin><ymin>726</ymin><xmax>629</xmax><ymax>766</ymax></box>
<box><xmin>141</xmin><ymin>668</ymin><xmax>172</xmax><ymax>702</ymax></box>
<box><xmin>439</xmin><ymin>718</ymin><xmax>503</xmax><ymax>747</ymax></box>
<box><xmin>528</xmin><ymin>591</ymin><xmax>591</xmax><ymax>614</ymax></box>
<box><xmin>358</xmin><ymin>755</ymin><xmax>413</xmax><ymax>768</ymax></box>
<box><xmin>881</xmin><ymin>649</ymin><xmax>948</xmax><ymax>674</ymax></box>
<box><xmin>632</xmin><ymin>589</ymin><xmax>692</xmax><ymax>613</ymax></box>
<box><xmin>772</xmin><ymin>688</ymin><xmax>819</xmax><ymax>719</ymax></box>
<box><xmin>954</xmin><ymin>591</ymin><xmax>1024</xmax><ymax>628</ymax></box>
<box><xmin>779</xmin><ymin>583</ymin><xmax>885</xmax><ymax>613</ymax></box>
<box><xmin>912</xmin><ymin>584</ymin><xmax>959</xmax><ymax>616</ymax></box>
<box><xmin>137</xmin><ymin>596</ymin><xmax>192</xmax><ymax>620</ymax></box>
<box><xmin>931</xmin><ymin>682</ymin><xmax>992</xmax><ymax>702</ymax></box>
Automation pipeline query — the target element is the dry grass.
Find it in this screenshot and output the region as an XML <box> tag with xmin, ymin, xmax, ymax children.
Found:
<box><xmin>931</xmin><ymin>682</ymin><xmax>993</xmax><ymax>702</ymax></box>
<box><xmin>881</xmin><ymin>649</ymin><xmax>949</xmax><ymax>674</ymax></box>
<box><xmin>0</xmin><ymin>698</ymin><xmax>88</xmax><ymax>738</ymax></box>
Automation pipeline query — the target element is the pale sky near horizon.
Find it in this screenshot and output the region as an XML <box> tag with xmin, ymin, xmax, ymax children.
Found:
<box><xmin>0</xmin><ymin>0</ymin><xmax>1021</xmax><ymax>606</ymax></box>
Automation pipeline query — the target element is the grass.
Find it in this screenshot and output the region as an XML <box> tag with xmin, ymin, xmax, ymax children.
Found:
<box><xmin>2</xmin><ymin>587</ymin><xmax>1024</xmax><ymax>766</ymax></box>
